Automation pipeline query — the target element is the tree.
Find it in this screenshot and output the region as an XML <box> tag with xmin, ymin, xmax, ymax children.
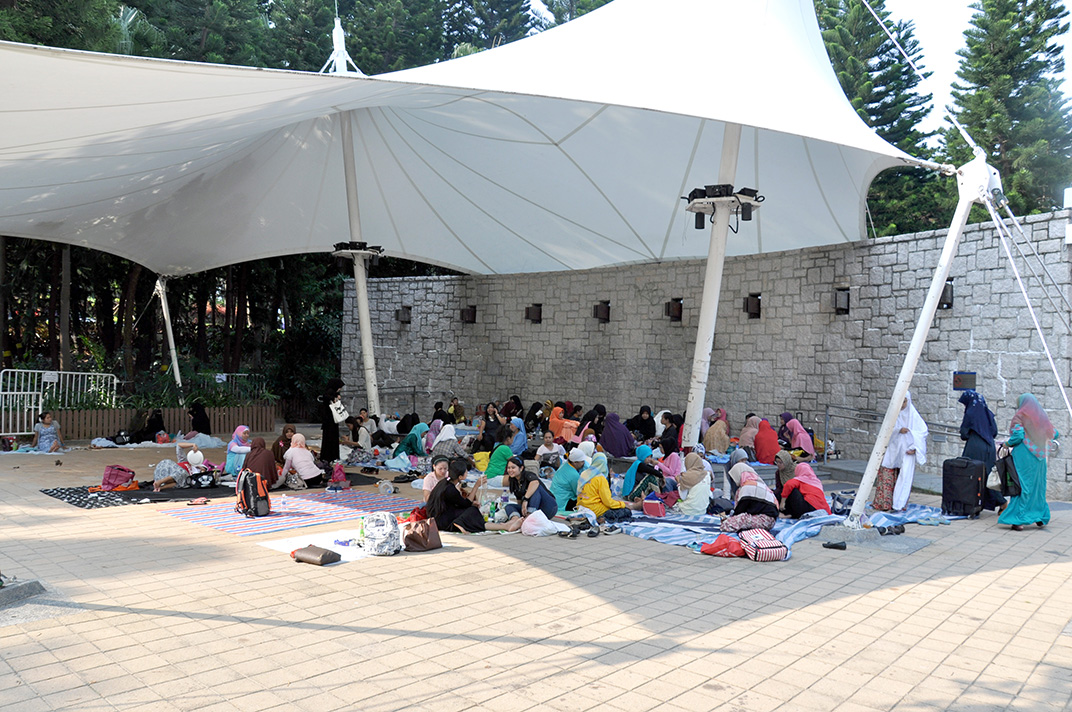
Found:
<box><xmin>128</xmin><ymin>0</ymin><xmax>270</xmax><ymax>65</ymax></box>
<box><xmin>944</xmin><ymin>0</ymin><xmax>1072</xmax><ymax>215</ymax></box>
<box><xmin>346</xmin><ymin>0</ymin><xmax>448</xmax><ymax>74</ymax></box>
<box><xmin>0</xmin><ymin>0</ymin><xmax>123</xmax><ymax>51</ymax></box>
<box><xmin>469</xmin><ymin>0</ymin><xmax>535</xmax><ymax>47</ymax></box>
<box><xmin>543</xmin><ymin>0</ymin><xmax>611</xmax><ymax>25</ymax></box>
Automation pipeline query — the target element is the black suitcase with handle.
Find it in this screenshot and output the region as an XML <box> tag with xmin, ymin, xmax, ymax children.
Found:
<box><xmin>941</xmin><ymin>457</ymin><xmax>984</xmax><ymax>519</ymax></box>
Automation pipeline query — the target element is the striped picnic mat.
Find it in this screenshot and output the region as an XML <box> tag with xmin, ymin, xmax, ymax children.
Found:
<box><xmin>161</xmin><ymin>490</ymin><xmax>420</xmax><ymax>537</ymax></box>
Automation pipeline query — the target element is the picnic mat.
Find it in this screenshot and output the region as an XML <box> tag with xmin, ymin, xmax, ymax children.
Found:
<box><xmin>161</xmin><ymin>490</ymin><xmax>420</xmax><ymax>536</ymax></box>
<box><xmin>257</xmin><ymin>529</ymin><xmax>370</xmax><ymax>565</ymax></box>
<box><xmin>40</xmin><ymin>487</ymin><xmax>137</xmax><ymax>509</ymax></box>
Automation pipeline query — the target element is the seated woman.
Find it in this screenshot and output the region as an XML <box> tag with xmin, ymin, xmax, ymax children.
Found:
<box><xmin>187</xmin><ymin>402</ymin><xmax>212</xmax><ymax>436</ymax></box>
<box><xmin>548</xmin><ymin>403</ymin><xmax>579</xmax><ymax>442</ymax></box>
<box><xmin>780</xmin><ymin>463</ymin><xmax>831</xmax><ymax>519</ymax></box>
<box><xmin>753</xmin><ymin>419</ymin><xmax>780</xmax><ymax>465</ymax></box>
<box><xmin>535</xmin><ymin>431</ymin><xmax>566</xmax><ymax>462</ymax></box>
<box><xmin>702</xmin><ymin>419</ymin><xmax>730</xmax><ymax>455</ymax></box>
<box><xmin>737</xmin><ymin>415</ymin><xmax>762</xmax><ymax>460</ymax></box>
<box><xmin>724</xmin><ymin>448</ymin><xmax>749</xmax><ymax>500</ymax></box>
<box><xmin>785</xmin><ymin>417</ymin><xmax>816</xmax><ymax>459</ymax></box>
<box><xmin>272</xmin><ymin>424</ymin><xmax>296</xmax><ymax>466</ymax></box>
<box><xmin>484</xmin><ymin>426</ymin><xmax>515</xmax><ymax>479</ymax></box>
<box><xmin>774</xmin><ymin>450</ymin><xmax>796</xmax><ymax>498</ymax></box>
<box><xmin>394</xmin><ymin>422</ymin><xmax>430</xmax><ymax>458</ymax></box>
<box><xmin>599</xmin><ymin>412</ymin><xmax>635</xmax><ymax>458</ymax></box>
<box><xmin>722</xmin><ymin>462</ymin><xmax>779</xmax><ymax>532</ymax></box>
<box><xmin>478</xmin><ymin>403</ymin><xmax>505</xmax><ymax>449</ymax></box>
<box><xmin>340</xmin><ymin>415</ymin><xmax>372</xmax><ymax>452</ymax></box>
<box><xmin>625</xmin><ymin>405</ymin><xmax>656</xmax><ymax>443</ymax></box>
<box><xmin>243</xmin><ymin>437</ymin><xmax>280</xmax><ymax>489</ymax></box>
<box><xmin>576</xmin><ymin>453</ymin><xmax>641</xmax><ymax>523</ymax></box>
<box><xmin>431</xmin><ymin>401</ymin><xmax>452</xmax><ymax>424</ymax></box>
<box><xmin>675</xmin><ymin>452</ymin><xmax>712</xmax><ymax>515</ymax></box>
<box><xmin>32</xmin><ymin>412</ymin><xmax>64</xmax><ymax>452</ymax></box>
<box><xmin>503</xmin><ymin>457</ymin><xmax>558</xmax><ymax>521</ymax></box>
<box><xmin>622</xmin><ymin>445</ymin><xmax>663</xmax><ymax>500</ymax></box>
<box><xmin>550</xmin><ymin>448</ymin><xmax>586</xmax><ymax>511</ymax></box>
<box><xmin>422</xmin><ymin>455</ymin><xmax>451</xmax><ymax>502</ymax></box>
<box><xmin>280</xmin><ymin>433</ymin><xmax>328</xmax><ymax>487</ymax></box>
<box><xmin>579</xmin><ymin>404</ymin><xmax>607</xmax><ymax>438</ymax></box>
<box><xmin>225</xmin><ymin>425</ymin><xmax>252</xmax><ymax>476</ymax></box>
<box><xmin>425</xmin><ymin>419</ymin><xmax>444</xmax><ymax>453</ymax></box>
<box><xmin>508</xmin><ymin>417</ymin><xmax>528</xmax><ymax>457</ymax></box>
<box><xmin>427</xmin><ymin>459</ymin><xmax>521</xmax><ymax>533</ymax></box>
<box><xmin>659</xmin><ymin>412</ymin><xmax>680</xmax><ymax>454</ymax></box>
<box><xmin>430</xmin><ymin>424</ymin><xmax>472</xmax><ymax>465</ymax></box>
<box><xmin>777</xmin><ymin>411</ymin><xmax>794</xmax><ymax>445</ymax></box>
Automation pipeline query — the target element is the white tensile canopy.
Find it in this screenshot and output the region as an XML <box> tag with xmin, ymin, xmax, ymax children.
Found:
<box><xmin>0</xmin><ymin>0</ymin><xmax>919</xmax><ymax>277</ymax></box>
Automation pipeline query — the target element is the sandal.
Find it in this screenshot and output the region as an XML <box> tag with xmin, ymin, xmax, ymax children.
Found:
<box><xmin>586</xmin><ymin>528</ymin><xmax>600</xmax><ymax>538</ymax></box>
<box><xmin>187</xmin><ymin>497</ymin><xmax>210</xmax><ymax>506</ymax></box>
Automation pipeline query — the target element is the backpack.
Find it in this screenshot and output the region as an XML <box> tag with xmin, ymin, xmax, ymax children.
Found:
<box><xmin>102</xmin><ymin>465</ymin><xmax>137</xmax><ymax>491</ymax></box>
<box><xmin>738</xmin><ymin>528</ymin><xmax>788</xmax><ymax>562</ymax></box>
<box><xmin>362</xmin><ymin>512</ymin><xmax>402</xmax><ymax>556</ymax></box>
<box><xmin>235</xmin><ymin>469</ymin><xmax>271</xmax><ymax>518</ymax></box>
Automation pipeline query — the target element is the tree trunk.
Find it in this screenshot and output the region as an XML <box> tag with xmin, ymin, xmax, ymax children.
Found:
<box><xmin>121</xmin><ymin>264</ymin><xmax>143</xmax><ymax>381</ymax></box>
<box><xmin>95</xmin><ymin>273</ymin><xmax>117</xmax><ymax>359</ymax></box>
<box><xmin>222</xmin><ymin>267</ymin><xmax>233</xmax><ymax>372</ymax></box>
<box><xmin>0</xmin><ymin>235</ymin><xmax>7</xmax><ymax>368</ymax></box>
<box><xmin>59</xmin><ymin>245</ymin><xmax>72</xmax><ymax>369</ymax></box>
<box><xmin>195</xmin><ymin>274</ymin><xmax>209</xmax><ymax>362</ymax></box>
<box><xmin>231</xmin><ymin>263</ymin><xmax>249</xmax><ymax>372</ymax></box>
<box><xmin>48</xmin><ymin>247</ymin><xmax>60</xmax><ymax>369</ymax></box>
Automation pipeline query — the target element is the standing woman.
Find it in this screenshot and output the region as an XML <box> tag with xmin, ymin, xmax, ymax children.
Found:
<box><xmin>999</xmin><ymin>394</ymin><xmax>1057</xmax><ymax>531</ymax></box>
<box><xmin>319</xmin><ymin>378</ymin><xmax>345</xmax><ymax>463</ymax></box>
<box><xmin>959</xmin><ymin>389</ymin><xmax>1005</xmax><ymax>512</ymax></box>
<box><xmin>873</xmin><ymin>392</ymin><xmax>928</xmax><ymax>512</ymax></box>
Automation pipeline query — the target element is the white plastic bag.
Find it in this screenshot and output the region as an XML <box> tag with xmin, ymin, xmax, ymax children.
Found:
<box><xmin>520</xmin><ymin>510</ymin><xmax>568</xmax><ymax>537</ymax></box>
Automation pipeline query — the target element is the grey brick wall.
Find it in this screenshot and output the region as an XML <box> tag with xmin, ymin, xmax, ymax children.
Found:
<box><xmin>343</xmin><ymin>210</ymin><xmax>1072</xmax><ymax>499</ymax></box>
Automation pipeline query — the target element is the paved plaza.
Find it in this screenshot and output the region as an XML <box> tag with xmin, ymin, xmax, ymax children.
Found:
<box><xmin>1</xmin><ymin>446</ymin><xmax>1071</xmax><ymax>711</ymax></box>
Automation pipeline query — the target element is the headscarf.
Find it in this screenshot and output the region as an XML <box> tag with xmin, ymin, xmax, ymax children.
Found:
<box><xmin>728</xmin><ymin>462</ymin><xmax>777</xmax><ymax>506</ymax></box>
<box><xmin>790</xmin><ymin>463</ymin><xmax>830</xmax><ymax>513</ymax></box>
<box><xmin>622</xmin><ymin>444</ymin><xmax>652</xmax><ymax>496</ymax></box>
<box><xmin>501</xmin><ymin>395</ymin><xmax>523</xmax><ymax>419</ymax></box>
<box><xmin>398</xmin><ymin>413</ymin><xmax>416</xmax><ymax>435</ymax></box>
<box><xmin>785</xmin><ymin>418</ymin><xmax>815</xmax><ymax>457</ymax></box>
<box><xmin>774</xmin><ymin>449</ymin><xmax>796</xmax><ymax>483</ymax></box>
<box><xmin>715</xmin><ymin>408</ymin><xmax>728</xmax><ymax>424</ymax></box>
<box><xmin>576</xmin><ymin>452</ymin><xmax>609</xmax><ymax>495</ymax></box>
<box><xmin>291</xmin><ymin>433</ymin><xmax>308</xmax><ymax>448</ymax></box>
<box><xmin>273</xmin><ymin>424</ymin><xmax>295</xmax><ymax>463</ymax></box>
<box><xmin>188</xmin><ymin>403</ymin><xmax>211</xmax><ymax>435</ymax></box>
<box><xmin>699</xmin><ymin>408</ymin><xmax>716</xmax><ymax>437</ymax></box>
<box><xmin>959</xmin><ymin>389</ymin><xmax>997</xmax><ymax>442</ymax></box>
<box><xmin>229</xmin><ymin>425</ymin><xmax>250</xmax><ymax>452</ymax></box>
<box><xmin>703</xmin><ymin>419</ymin><xmax>730</xmax><ymax>454</ymax></box>
<box><xmin>549</xmin><ymin>407</ymin><xmax>567</xmax><ymax>438</ymax></box>
<box><xmin>510</xmin><ymin>417</ymin><xmax>528</xmax><ymax>455</ymax></box>
<box><xmin>432</xmin><ymin>423</ymin><xmax>457</xmax><ymax>449</ymax></box>
<box><xmin>425</xmin><ymin>419</ymin><xmax>443</xmax><ymax>452</ymax></box>
<box><xmin>564</xmin><ymin>401</ymin><xmax>575</xmax><ymax>418</ymax></box>
<box><xmin>1010</xmin><ymin>393</ymin><xmax>1055</xmax><ymax>458</ymax></box>
<box><xmin>679</xmin><ymin>452</ymin><xmax>708</xmax><ymax>489</ymax></box>
<box><xmin>568</xmin><ymin>447</ymin><xmax>589</xmax><ymax>466</ymax></box>
<box><xmin>653</xmin><ymin>410</ymin><xmax>671</xmax><ymax>438</ymax></box>
<box><xmin>398</xmin><ymin>422</ymin><xmax>430</xmax><ymax>456</ymax></box>
<box><xmin>626</xmin><ymin>405</ymin><xmax>656</xmax><ymax>440</ymax></box>
<box><xmin>778</xmin><ymin>411</ymin><xmax>794</xmax><ymax>441</ymax></box>
<box><xmin>739</xmin><ymin>416</ymin><xmax>762</xmax><ymax>448</ymax></box>
<box><xmin>576</xmin><ymin>441</ymin><xmax>596</xmax><ymax>460</ymax></box>
<box><xmin>244</xmin><ymin>437</ymin><xmax>279</xmax><ymax>487</ymax></box>
<box><xmin>728</xmin><ymin>448</ymin><xmax>749</xmax><ymax>469</ymax></box>
<box><xmin>754</xmin><ymin>419</ymin><xmax>780</xmax><ymax>464</ymax></box>
<box><xmin>599</xmin><ymin>413</ymin><xmax>635</xmax><ymax>457</ymax></box>
<box><xmin>657</xmin><ymin>452</ymin><xmax>682</xmax><ymax>479</ymax></box>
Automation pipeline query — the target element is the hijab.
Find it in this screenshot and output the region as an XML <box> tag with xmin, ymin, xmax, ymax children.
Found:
<box><xmin>244</xmin><ymin>437</ymin><xmax>279</xmax><ymax>487</ymax></box>
<box><xmin>431</xmin><ymin>403</ymin><xmax>451</xmax><ymax>424</ymax></box>
<box><xmin>510</xmin><ymin>416</ymin><xmax>528</xmax><ymax>454</ymax></box>
<box><xmin>432</xmin><ymin>423</ymin><xmax>457</xmax><ymax>449</ymax></box>
<box><xmin>791</xmin><ymin>463</ymin><xmax>830</xmax><ymax>513</ymax></box>
<box><xmin>1010</xmin><ymin>393</ymin><xmax>1054</xmax><ymax>458</ymax></box>
<box><xmin>739</xmin><ymin>416</ymin><xmax>762</xmax><ymax>448</ymax></box>
<box><xmin>622</xmin><ymin>444</ymin><xmax>652</xmax><ymax>496</ymax></box>
<box><xmin>599</xmin><ymin>412</ymin><xmax>635</xmax><ymax>458</ymax></box>
<box><xmin>229</xmin><ymin>425</ymin><xmax>250</xmax><ymax>452</ymax></box>
<box><xmin>786</xmin><ymin>418</ymin><xmax>815</xmax><ymax>457</ymax></box>
<box><xmin>715</xmin><ymin>408</ymin><xmax>728</xmax><ymax>424</ymax></box>
<box><xmin>959</xmin><ymin>389</ymin><xmax>997</xmax><ymax>443</ymax></box>
<box><xmin>188</xmin><ymin>403</ymin><xmax>211</xmax><ymax>435</ymax></box>
<box><xmin>774</xmin><ymin>449</ymin><xmax>796</xmax><ymax>483</ymax></box>
<box><xmin>728</xmin><ymin>462</ymin><xmax>777</xmax><ymax>506</ymax></box>
<box><xmin>778</xmin><ymin>411</ymin><xmax>794</xmax><ymax>440</ymax></box>
<box><xmin>679</xmin><ymin>452</ymin><xmax>708</xmax><ymax>489</ymax></box>
<box><xmin>400</xmin><ymin>422</ymin><xmax>430</xmax><ymax>456</ymax></box>
<box><xmin>576</xmin><ymin>452</ymin><xmax>609</xmax><ymax>495</ymax></box>
<box><xmin>754</xmin><ymin>419</ymin><xmax>780</xmax><ymax>464</ymax></box>
<box><xmin>273</xmin><ymin>424</ymin><xmax>295</xmax><ymax>463</ymax></box>
<box><xmin>549</xmin><ymin>407</ymin><xmax>567</xmax><ymax>438</ymax></box>
<box><xmin>576</xmin><ymin>441</ymin><xmax>597</xmax><ymax>461</ymax></box>
<box><xmin>699</xmin><ymin>408</ymin><xmax>716</xmax><ymax>437</ymax></box>
<box><xmin>291</xmin><ymin>433</ymin><xmax>308</xmax><ymax>448</ymax></box>
<box><xmin>886</xmin><ymin>391</ymin><xmax>928</xmax><ymax>466</ymax></box>
<box><xmin>426</xmin><ymin>419</ymin><xmax>443</xmax><ymax>452</ymax></box>
<box><xmin>703</xmin><ymin>419</ymin><xmax>730</xmax><ymax>454</ymax></box>
<box><xmin>626</xmin><ymin>405</ymin><xmax>656</xmax><ymax>440</ymax></box>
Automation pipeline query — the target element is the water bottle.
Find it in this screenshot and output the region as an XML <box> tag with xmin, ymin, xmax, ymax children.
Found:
<box><xmin>280</xmin><ymin>494</ymin><xmax>287</xmax><ymax>510</ymax></box>
<box><xmin>611</xmin><ymin>475</ymin><xmax>624</xmax><ymax>498</ymax></box>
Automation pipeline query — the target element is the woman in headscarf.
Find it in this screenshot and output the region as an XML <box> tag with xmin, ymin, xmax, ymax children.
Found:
<box><xmin>430</xmin><ymin>423</ymin><xmax>472</xmax><ymax>465</ymax></box>
<box><xmin>397</xmin><ymin>413</ymin><xmax>416</xmax><ymax>435</ymax></box>
<box><xmin>785</xmin><ymin>418</ymin><xmax>816</xmax><ymax>459</ymax></box>
<box><xmin>576</xmin><ymin>453</ymin><xmax>641</xmax><ymax>521</ymax></box>
<box><xmin>319</xmin><ymin>378</ymin><xmax>345</xmax><ymax>462</ymax></box>
<box><xmin>225</xmin><ymin>425</ymin><xmax>252</xmax><ymax>476</ymax></box>
<box><xmin>703</xmin><ymin>419</ymin><xmax>730</xmax><ymax>455</ymax></box>
<box><xmin>599</xmin><ymin>412</ymin><xmax>636</xmax><ymax>458</ymax></box>
<box><xmin>244</xmin><ymin>437</ymin><xmax>280</xmax><ymax>489</ymax></box>
<box><xmin>580</xmin><ymin>404</ymin><xmax>608</xmax><ymax>437</ymax></box>
<box><xmin>425</xmin><ymin>419</ymin><xmax>443</xmax><ymax>453</ymax></box>
<box><xmin>774</xmin><ymin>450</ymin><xmax>796</xmax><ymax>500</ymax></box>
<box><xmin>427</xmin><ymin>459</ymin><xmax>521</xmax><ymax>534</ymax></box>
<box><xmin>187</xmin><ymin>403</ymin><xmax>211</xmax><ymax>436</ymax></box>
<box><xmin>431</xmin><ymin>402</ymin><xmax>452</xmax><ymax>425</ymax></box>
<box><xmin>550</xmin><ymin>448</ymin><xmax>587</xmax><ymax>511</ymax></box>
<box><xmin>781</xmin><ymin>463</ymin><xmax>831</xmax><ymax>518</ymax></box>
<box><xmin>699</xmin><ymin>408</ymin><xmax>716</xmax><ymax>439</ymax></box>
<box><xmin>959</xmin><ymin>389</ymin><xmax>1005</xmax><ymax>512</ymax></box>
<box><xmin>675</xmin><ymin>452</ymin><xmax>712</xmax><ymax>515</ymax></box>
<box><xmin>626</xmin><ymin>405</ymin><xmax>657</xmax><ymax>442</ymax></box>
<box><xmin>508</xmin><ymin>417</ymin><xmax>528</xmax><ymax>457</ymax></box>
<box><xmin>724</xmin><ymin>448</ymin><xmax>750</xmax><ymax>500</ymax></box>
<box><xmin>999</xmin><ymin>394</ymin><xmax>1057</xmax><ymax>531</ymax></box>
<box><xmin>272</xmin><ymin>424</ymin><xmax>296</xmax><ymax>466</ymax></box>
<box><xmin>738</xmin><ymin>415</ymin><xmax>762</xmax><ymax>460</ymax></box>
<box><xmin>714</xmin><ymin>408</ymin><xmax>729</xmax><ymax>425</ymax></box>
<box><xmin>524</xmin><ymin>402</ymin><xmax>544</xmax><ymax>433</ymax></box>
<box><xmin>754</xmin><ymin>419</ymin><xmax>780</xmax><ymax>465</ymax></box>
<box><xmin>548</xmin><ymin>404</ymin><xmax>578</xmax><ymax>442</ymax></box>
<box><xmin>777</xmin><ymin>412</ymin><xmax>795</xmax><ymax>444</ymax></box>
<box><xmin>280</xmin><ymin>433</ymin><xmax>328</xmax><ymax>487</ymax></box>
<box><xmin>722</xmin><ymin>462</ymin><xmax>779</xmax><ymax>532</ymax></box>
<box><xmin>651</xmin><ymin>409</ymin><xmax>670</xmax><ymax>438</ymax></box>
<box><xmin>874</xmin><ymin>391</ymin><xmax>928</xmax><ymax>512</ymax></box>
<box><xmin>623</xmin><ymin>445</ymin><xmax>662</xmax><ymax>500</ymax></box>
<box><xmin>395</xmin><ymin>422</ymin><xmax>430</xmax><ymax>458</ymax></box>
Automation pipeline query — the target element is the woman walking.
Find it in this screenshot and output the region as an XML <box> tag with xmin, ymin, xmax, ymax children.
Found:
<box><xmin>999</xmin><ymin>394</ymin><xmax>1057</xmax><ymax>531</ymax></box>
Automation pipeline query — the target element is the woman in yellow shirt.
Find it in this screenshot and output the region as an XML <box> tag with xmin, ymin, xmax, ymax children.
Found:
<box><xmin>576</xmin><ymin>453</ymin><xmax>641</xmax><ymax>523</ymax></box>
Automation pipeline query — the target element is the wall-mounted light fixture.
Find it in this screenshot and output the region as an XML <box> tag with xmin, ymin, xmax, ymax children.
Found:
<box><xmin>525</xmin><ymin>304</ymin><xmax>542</xmax><ymax>323</ymax></box>
<box><xmin>460</xmin><ymin>306</ymin><xmax>477</xmax><ymax>323</ymax></box>
<box><xmin>395</xmin><ymin>306</ymin><xmax>412</xmax><ymax>323</ymax></box>
<box><xmin>592</xmin><ymin>301</ymin><xmax>610</xmax><ymax>323</ymax></box>
<box><xmin>743</xmin><ymin>293</ymin><xmax>761</xmax><ymax>319</ymax></box>
<box><xmin>833</xmin><ymin>287</ymin><xmax>850</xmax><ymax>315</ymax></box>
<box><xmin>665</xmin><ymin>298</ymin><xmax>683</xmax><ymax>322</ymax></box>
<box><xmin>938</xmin><ymin>279</ymin><xmax>954</xmax><ymax>310</ymax></box>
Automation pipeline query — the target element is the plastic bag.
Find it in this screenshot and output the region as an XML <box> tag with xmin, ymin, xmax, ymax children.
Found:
<box><xmin>699</xmin><ymin>534</ymin><xmax>745</xmax><ymax>558</ymax></box>
<box><xmin>521</xmin><ymin>510</ymin><xmax>569</xmax><ymax>536</ymax></box>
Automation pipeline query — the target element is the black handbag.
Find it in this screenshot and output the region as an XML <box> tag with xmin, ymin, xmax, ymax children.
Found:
<box><xmin>996</xmin><ymin>453</ymin><xmax>1022</xmax><ymax>498</ymax></box>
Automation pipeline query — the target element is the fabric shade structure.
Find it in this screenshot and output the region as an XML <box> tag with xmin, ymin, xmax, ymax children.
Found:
<box><xmin>0</xmin><ymin>0</ymin><xmax>923</xmax><ymax>277</ymax></box>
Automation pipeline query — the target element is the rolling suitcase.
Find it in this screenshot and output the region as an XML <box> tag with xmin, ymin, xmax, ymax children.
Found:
<box><xmin>941</xmin><ymin>457</ymin><xmax>984</xmax><ymax>519</ymax></box>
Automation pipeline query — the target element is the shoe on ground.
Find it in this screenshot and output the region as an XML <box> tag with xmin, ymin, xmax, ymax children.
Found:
<box><xmin>586</xmin><ymin>528</ymin><xmax>600</xmax><ymax>538</ymax></box>
<box><xmin>601</xmin><ymin>525</ymin><xmax>620</xmax><ymax>535</ymax></box>
<box><xmin>1011</xmin><ymin>525</ymin><xmax>1024</xmax><ymax>531</ymax></box>
<box><xmin>1036</xmin><ymin>521</ymin><xmax>1045</xmax><ymax>528</ymax></box>
<box><xmin>893</xmin><ymin>524</ymin><xmax>905</xmax><ymax>535</ymax></box>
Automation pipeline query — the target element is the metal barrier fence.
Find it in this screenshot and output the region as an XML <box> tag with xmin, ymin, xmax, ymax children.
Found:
<box><xmin>0</xmin><ymin>369</ymin><xmax>118</xmax><ymax>436</ymax></box>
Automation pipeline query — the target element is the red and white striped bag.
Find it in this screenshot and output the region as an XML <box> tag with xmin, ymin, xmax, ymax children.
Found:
<box><xmin>737</xmin><ymin>528</ymin><xmax>787</xmax><ymax>562</ymax></box>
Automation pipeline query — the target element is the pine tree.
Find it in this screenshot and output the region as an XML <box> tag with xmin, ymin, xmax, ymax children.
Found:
<box><xmin>129</xmin><ymin>0</ymin><xmax>270</xmax><ymax>66</ymax></box>
<box><xmin>543</xmin><ymin>0</ymin><xmax>612</xmax><ymax>24</ymax></box>
<box><xmin>0</xmin><ymin>0</ymin><xmax>123</xmax><ymax>51</ymax></box>
<box><xmin>944</xmin><ymin>0</ymin><xmax>1072</xmax><ymax>215</ymax></box>
<box><xmin>469</xmin><ymin>0</ymin><xmax>534</xmax><ymax>47</ymax></box>
<box><xmin>346</xmin><ymin>0</ymin><xmax>447</xmax><ymax>74</ymax></box>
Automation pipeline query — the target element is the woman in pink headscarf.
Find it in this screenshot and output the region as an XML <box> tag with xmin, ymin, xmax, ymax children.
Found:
<box><xmin>784</xmin><ymin>418</ymin><xmax>816</xmax><ymax>458</ymax></box>
<box><xmin>999</xmin><ymin>393</ymin><xmax>1057</xmax><ymax>531</ymax></box>
<box><xmin>780</xmin><ymin>463</ymin><xmax>831</xmax><ymax>518</ymax></box>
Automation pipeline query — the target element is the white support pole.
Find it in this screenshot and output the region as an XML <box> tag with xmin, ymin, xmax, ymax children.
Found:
<box><xmin>154</xmin><ymin>276</ymin><xmax>184</xmax><ymax>406</ymax></box>
<box><xmin>682</xmin><ymin>123</ymin><xmax>742</xmax><ymax>450</ymax></box>
<box><xmin>846</xmin><ymin>155</ymin><xmax>998</xmax><ymax>524</ymax></box>
<box><xmin>339</xmin><ymin>111</ymin><xmax>381</xmax><ymax>418</ymax></box>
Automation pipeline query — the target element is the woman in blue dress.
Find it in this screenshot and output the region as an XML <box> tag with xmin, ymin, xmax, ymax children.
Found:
<box><xmin>958</xmin><ymin>389</ymin><xmax>1005</xmax><ymax>512</ymax></box>
<box><xmin>998</xmin><ymin>394</ymin><xmax>1057</xmax><ymax>531</ymax></box>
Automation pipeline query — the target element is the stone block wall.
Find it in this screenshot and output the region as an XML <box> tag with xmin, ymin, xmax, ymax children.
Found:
<box><xmin>343</xmin><ymin>210</ymin><xmax>1072</xmax><ymax>498</ymax></box>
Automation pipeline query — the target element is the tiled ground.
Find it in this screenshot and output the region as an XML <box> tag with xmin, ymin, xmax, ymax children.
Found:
<box><xmin>1</xmin><ymin>447</ymin><xmax>1071</xmax><ymax>711</ymax></box>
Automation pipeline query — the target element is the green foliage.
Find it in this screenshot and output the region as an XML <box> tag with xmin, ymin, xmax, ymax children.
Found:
<box><xmin>943</xmin><ymin>0</ymin><xmax>1072</xmax><ymax>215</ymax></box>
<box><xmin>127</xmin><ymin>0</ymin><xmax>270</xmax><ymax>65</ymax></box>
<box><xmin>469</xmin><ymin>0</ymin><xmax>535</xmax><ymax>47</ymax></box>
<box><xmin>0</xmin><ymin>0</ymin><xmax>124</xmax><ymax>51</ymax></box>
<box><xmin>543</xmin><ymin>0</ymin><xmax>611</xmax><ymax>25</ymax></box>
<box><xmin>347</xmin><ymin>0</ymin><xmax>448</xmax><ymax>74</ymax></box>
